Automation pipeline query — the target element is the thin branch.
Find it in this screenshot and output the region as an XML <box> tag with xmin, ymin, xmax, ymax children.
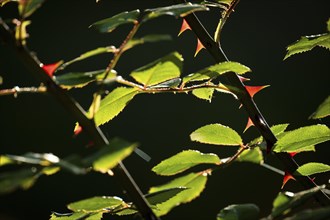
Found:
<box><xmin>174</xmin><ymin>0</ymin><xmax>329</xmax><ymax>205</ymax></box>
<box><xmin>0</xmin><ymin>17</ymin><xmax>159</xmax><ymax>220</ymax></box>
<box><xmin>0</xmin><ymin>85</ymin><xmax>47</xmax><ymax>96</ymax></box>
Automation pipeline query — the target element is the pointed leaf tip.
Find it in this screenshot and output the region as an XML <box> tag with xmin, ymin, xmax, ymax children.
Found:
<box><xmin>282</xmin><ymin>171</ymin><xmax>295</xmax><ymax>189</ymax></box>
<box><xmin>178</xmin><ymin>19</ymin><xmax>191</xmax><ymax>36</ymax></box>
<box><xmin>194</xmin><ymin>38</ymin><xmax>205</xmax><ymax>57</ymax></box>
<box><xmin>41</xmin><ymin>61</ymin><xmax>63</xmax><ymax>77</ymax></box>
<box><xmin>245</xmin><ymin>85</ymin><xmax>269</xmax><ymax>98</ymax></box>
<box><xmin>244</xmin><ymin>117</ymin><xmax>254</xmax><ymax>133</ymax></box>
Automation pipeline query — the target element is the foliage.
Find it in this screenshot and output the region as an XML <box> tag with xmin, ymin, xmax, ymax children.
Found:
<box><xmin>0</xmin><ymin>1</ymin><xmax>329</xmax><ymax>220</ymax></box>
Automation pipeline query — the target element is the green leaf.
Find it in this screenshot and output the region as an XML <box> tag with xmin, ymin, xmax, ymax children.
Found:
<box><xmin>310</xmin><ymin>96</ymin><xmax>330</xmax><ymax>119</ymax></box>
<box><xmin>55</xmin><ymin>70</ymin><xmax>116</xmax><ymax>89</ymax></box>
<box><xmin>19</xmin><ymin>0</ymin><xmax>45</xmax><ymax>18</ymax></box>
<box><xmin>84</xmin><ymin>138</ymin><xmax>137</xmax><ymax>173</ymax></box>
<box><xmin>192</xmin><ymin>88</ymin><xmax>215</xmax><ymax>102</ymax></box>
<box><xmin>145</xmin><ymin>187</ymin><xmax>187</xmax><ymax>206</ymax></box>
<box><xmin>182</xmin><ymin>61</ymin><xmax>250</xmax><ymax>85</ymax></box>
<box><xmin>143</xmin><ymin>3</ymin><xmax>208</xmax><ymax>22</ymax></box>
<box><xmin>130</xmin><ymin>52</ymin><xmax>183</xmax><ymax>87</ymax></box>
<box><xmin>90</xmin><ymin>10</ymin><xmax>140</xmax><ymax>33</ymax></box>
<box><xmin>217</xmin><ymin>204</ymin><xmax>260</xmax><ymax>220</ymax></box>
<box><xmin>50</xmin><ymin>212</ymin><xmax>103</xmax><ymax>220</ymax></box>
<box><xmin>283</xmin><ymin>206</ymin><xmax>330</xmax><ymax>220</ymax></box>
<box><xmin>190</xmin><ymin>124</ymin><xmax>243</xmax><ymax>146</ymax></box>
<box><xmin>0</xmin><ymin>155</ymin><xmax>13</xmax><ymax>166</ymax></box>
<box><xmin>152</xmin><ymin>150</ymin><xmax>220</xmax><ymax>176</ymax></box>
<box><xmin>68</xmin><ymin>196</ymin><xmax>124</xmax><ymax>212</ymax></box>
<box><xmin>0</xmin><ymin>0</ymin><xmax>15</xmax><ymax>7</ymax></box>
<box><xmin>123</xmin><ymin>34</ymin><xmax>172</xmax><ymax>51</ymax></box>
<box><xmin>284</xmin><ymin>34</ymin><xmax>330</xmax><ymax>59</ymax></box>
<box><xmin>273</xmin><ymin>124</ymin><xmax>330</xmax><ymax>153</ymax></box>
<box><xmin>237</xmin><ymin>147</ymin><xmax>263</xmax><ymax>164</ymax></box>
<box><xmin>327</xmin><ymin>18</ymin><xmax>330</xmax><ymax>32</ymax></box>
<box><xmin>149</xmin><ymin>172</ymin><xmax>208</xmax><ymax>216</ymax></box>
<box><xmin>295</xmin><ymin>162</ymin><xmax>330</xmax><ymax>176</ymax></box>
<box><xmin>94</xmin><ymin>87</ymin><xmax>139</xmax><ymax>126</ymax></box>
<box><xmin>61</xmin><ymin>47</ymin><xmax>117</xmax><ymax>70</ymax></box>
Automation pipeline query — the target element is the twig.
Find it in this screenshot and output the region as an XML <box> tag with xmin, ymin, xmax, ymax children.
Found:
<box><xmin>0</xmin><ymin>85</ymin><xmax>47</xmax><ymax>96</ymax></box>
<box><xmin>174</xmin><ymin>0</ymin><xmax>329</xmax><ymax>205</ymax></box>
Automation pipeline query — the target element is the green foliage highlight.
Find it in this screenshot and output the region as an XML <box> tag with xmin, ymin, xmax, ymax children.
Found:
<box><xmin>146</xmin><ymin>187</ymin><xmax>187</xmax><ymax>206</ymax></box>
<box><xmin>310</xmin><ymin>96</ymin><xmax>330</xmax><ymax>119</ymax></box>
<box><xmin>152</xmin><ymin>150</ymin><xmax>220</xmax><ymax>176</ymax></box>
<box><xmin>149</xmin><ymin>172</ymin><xmax>208</xmax><ymax>216</ymax></box>
<box><xmin>295</xmin><ymin>162</ymin><xmax>330</xmax><ymax>176</ymax></box>
<box><xmin>237</xmin><ymin>147</ymin><xmax>263</xmax><ymax>164</ymax></box>
<box><xmin>217</xmin><ymin>203</ymin><xmax>260</xmax><ymax>220</ymax></box>
<box><xmin>90</xmin><ymin>10</ymin><xmax>140</xmax><ymax>33</ymax></box>
<box><xmin>273</xmin><ymin>124</ymin><xmax>330</xmax><ymax>153</ymax></box>
<box><xmin>0</xmin><ymin>168</ymin><xmax>38</xmax><ymax>194</ymax></box>
<box><xmin>50</xmin><ymin>212</ymin><xmax>103</xmax><ymax>220</ymax></box>
<box><xmin>19</xmin><ymin>0</ymin><xmax>45</xmax><ymax>18</ymax></box>
<box><xmin>190</xmin><ymin>123</ymin><xmax>243</xmax><ymax>146</ymax></box>
<box><xmin>94</xmin><ymin>87</ymin><xmax>139</xmax><ymax>126</ymax></box>
<box><xmin>182</xmin><ymin>61</ymin><xmax>250</xmax><ymax>85</ymax></box>
<box><xmin>68</xmin><ymin>196</ymin><xmax>124</xmax><ymax>212</ymax></box>
<box><xmin>143</xmin><ymin>3</ymin><xmax>208</xmax><ymax>21</ymax></box>
<box><xmin>130</xmin><ymin>52</ymin><xmax>183</xmax><ymax>87</ymax></box>
<box><xmin>123</xmin><ymin>34</ymin><xmax>172</xmax><ymax>51</ymax></box>
<box><xmin>192</xmin><ymin>88</ymin><xmax>214</xmax><ymax>102</ymax></box>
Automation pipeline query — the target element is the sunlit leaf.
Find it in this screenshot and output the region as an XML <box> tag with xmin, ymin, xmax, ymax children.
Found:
<box><xmin>123</xmin><ymin>34</ymin><xmax>172</xmax><ymax>52</ymax></box>
<box><xmin>190</xmin><ymin>123</ymin><xmax>243</xmax><ymax>146</ymax></box>
<box><xmin>295</xmin><ymin>162</ymin><xmax>330</xmax><ymax>176</ymax></box>
<box><xmin>68</xmin><ymin>196</ymin><xmax>125</xmax><ymax>212</ymax></box>
<box><xmin>94</xmin><ymin>87</ymin><xmax>139</xmax><ymax>126</ymax></box>
<box><xmin>149</xmin><ymin>172</ymin><xmax>208</xmax><ymax>216</ymax></box>
<box><xmin>90</xmin><ymin>10</ymin><xmax>140</xmax><ymax>33</ymax></box>
<box><xmin>55</xmin><ymin>70</ymin><xmax>116</xmax><ymax>89</ymax></box>
<box><xmin>87</xmin><ymin>93</ymin><xmax>102</xmax><ymax>119</ymax></box>
<box><xmin>0</xmin><ymin>155</ymin><xmax>13</xmax><ymax>166</ymax></box>
<box><xmin>273</xmin><ymin>124</ymin><xmax>330</xmax><ymax>153</ymax></box>
<box><xmin>143</xmin><ymin>3</ymin><xmax>208</xmax><ymax>21</ymax></box>
<box><xmin>42</xmin><ymin>166</ymin><xmax>60</xmax><ymax>176</ymax></box>
<box><xmin>147</xmin><ymin>78</ymin><xmax>182</xmax><ymax>89</ymax></box>
<box><xmin>50</xmin><ymin>212</ymin><xmax>103</xmax><ymax>220</ymax></box>
<box><xmin>283</xmin><ymin>206</ymin><xmax>330</xmax><ymax>220</ymax></box>
<box><xmin>130</xmin><ymin>52</ymin><xmax>182</xmax><ymax>87</ymax></box>
<box><xmin>192</xmin><ymin>88</ymin><xmax>214</xmax><ymax>102</ymax></box>
<box><xmin>178</xmin><ymin>19</ymin><xmax>191</xmax><ymax>36</ymax></box>
<box><xmin>217</xmin><ymin>203</ymin><xmax>260</xmax><ymax>220</ymax></box>
<box><xmin>84</xmin><ymin>138</ymin><xmax>137</xmax><ymax>173</ymax></box>
<box><xmin>19</xmin><ymin>0</ymin><xmax>45</xmax><ymax>18</ymax></box>
<box><xmin>61</xmin><ymin>46</ymin><xmax>117</xmax><ymax>70</ymax></box>
<box><xmin>194</xmin><ymin>38</ymin><xmax>205</xmax><ymax>57</ymax></box>
<box><xmin>182</xmin><ymin>61</ymin><xmax>250</xmax><ymax>85</ymax></box>
<box><xmin>0</xmin><ymin>0</ymin><xmax>15</xmax><ymax>7</ymax></box>
<box><xmin>237</xmin><ymin>147</ymin><xmax>263</xmax><ymax>164</ymax></box>
<box><xmin>309</xmin><ymin>96</ymin><xmax>330</xmax><ymax>119</ymax></box>
<box><xmin>152</xmin><ymin>150</ymin><xmax>220</xmax><ymax>176</ymax></box>
<box><xmin>15</xmin><ymin>20</ymin><xmax>31</xmax><ymax>45</ymax></box>
<box><xmin>146</xmin><ymin>187</ymin><xmax>187</xmax><ymax>206</ymax></box>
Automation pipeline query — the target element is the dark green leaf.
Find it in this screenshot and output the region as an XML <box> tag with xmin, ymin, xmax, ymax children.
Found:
<box><xmin>143</xmin><ymin>3</ymin><xmax>208</xmax><ymax>22</ymax></box>
<box><xmin>237</xmin><ymin>147</ymin><xmax>263</xmax><ymax>164</ymax></box>
<box><xmin>190</xmin><ymin>124</ymin><xmax>243</xmax><ymax>146</ymax></box>
<box><xmin>217</xmin><ymin>204</ymin><xmax>260</xmax><ymax>220</ymax></box>
<box><xmin>192</xmin><ymin>88</ymin><xmax>214</xmax><ymax>102</ymax></box>
<box><xmin>68</xmin><ymin>196</ymin><xmax>124</xmax><ymax>212</ymax></box>
<box><xmin>149</xmin><ymin>172</ymin><xmax>208</xmax><ymax>216</ymax></box>
<box><xmin>182</xmin><ymin>61</ymin><xmax>250</xmax><ymax>85</ymax></box>
<box><xmin>295</xmin><ymin>162</ymin><xmax>330</xmax><ymax>176</ymax></box>
<box><xmin>283</xmin><ymin>206</ymin><xmax>330</xmax><ymax>220</ymax></box>
<box><xmin>146</xmin><ymin>187</ymin><xmax>187</xmax><ymax>206</ymax></box>
<box><xmin>90</xmin><ymin>10</ymin><xmax>140</xmax><ymax>33</ymax></box>
<box><xmin>130</xmin><ymin>52</ymin><xmax>183</xmax><ymax>87</ymax></box>
<box><xmin>94</xmin><ymin>87</ymin><xmax>139</xmax><ymax>126</ymax></box>
<box><xmin>152</xmin><ymin>150</ymin><xmax>220</xmax><ymax>176</ymax></box>
<box><xmin>19</xmin><ymin>0</ymin><xmax>45</xmax><ymax>18</ymax></box>
<box><xmin>123</xmin><ymin>34</ymin><xmax>172</xmax><ymax>51</ymax></box>
<box><xmin>310</xmin><ymin>96</ymin><xmax>330</xmax><ymax>119</ymax></box>
<box><xmin>84</xmin><ymin>138</ymin><xmax>137</xmax><ymax>173</ymax></box>
<box><xmin>50</xmin><ymin>212</ymin><xmax>103</xmax><ymax>220</ymax></box>
<box><xmin>273</xmin><ymin>124</ymin><xmax>330</xmax><ymax>153</ymax></box>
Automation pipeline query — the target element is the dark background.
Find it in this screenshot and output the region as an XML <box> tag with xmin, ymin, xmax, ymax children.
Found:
<box><xmin>0</xmin><ymin>0</ymin><xmax>329</xmax><ymax>219</ymax></box>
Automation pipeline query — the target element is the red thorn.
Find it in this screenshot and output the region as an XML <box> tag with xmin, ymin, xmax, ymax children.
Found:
<box><xmin>41</xmin><ymin>61</ymin><xmax>62</xmax><ymax>77</ymax></box>
<box><xmin>282</xmin><ymin>171</ymin><xmax>295</xmax><ymax>189</ymax></box>
<box><xmin>73</xmin><ymin>123</ymin><xmax>83</xmax><ymax>137</ymax></box>
<box><xmin>289</xmin><ymin>152</ymin><xmax>297</xmax><ymax>157</ymax></box>
<box><xmin>245</xmin><ymin>85</ymin><xmax>269</xmax><ymax>98</ymax></box>
<box><xmin>194</xmin><ymin>38</ymin><xmax>205</xmax><ymax>57</ymax></box>
<box><xmin>243</xmin><ymin>117</ymin><xmax>254</xmax><ymax>132</ymax></box>
<box><xmin>178</xmin><ymin>19</ymin><xmax>191</xmax><ymax>36</ymax></box>
<box><xmin>238</xmin><ymin>75</ymin><xmax>250</xmax><ymax>82</ymax></box>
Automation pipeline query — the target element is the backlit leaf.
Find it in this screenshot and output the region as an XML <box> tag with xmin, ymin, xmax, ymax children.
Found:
<box><xmin>143</xmin><ymin>3</ymin><xmax>208</xmax><ymax>21</ymax></box>
<box><xmin>123</xmin><ymin>34</ymin><xmax>172</xmax><ymax>51</ymax></box>
<box><xmin>237</xmin><ymin>147</ymin><xmax>263</xmax><ymax>164</ymax></box>
<box><xmin>217</xmin><ymin>204</ymin><xmax>260</xmax><ymax>220</ymax></box>
<box><xmin>130</xmin><ymin>52</ymin><xmax>183</xmax><ymax>87</ymax></box>
<box><xmin>50</xmin><ymin>212</ymin><xmax>103</xmax><ymax>220</ymax></box>
<box><xmin>190</xmin><ymin>124</ymin><xmax>243</xmax><ymax>146</ymax></box>
<box><xmin>182</xmin><ymin>61</ymin><xmax>250</xmax><ymax>85</ymax></box>
<box><xmin>19</xmin><ymin>0</ymin><xmax>45</xmax><ymax>18</ymax></box>
<box><xmin>283</xmin><ymin>206</ymin><xmax>330</xmax><ymax>220</ymax></box>
<box><xmin>0</xmin><ymin>0</ymin><xmax>14</xmax><ymax>7</ymax></box>
<box><xmin>90</xmin><ymin>10</ymin><xmax>140</xmax><ymax>33</ymax></box>
<box><xmin>68</xmin><ymin>196</ymin><xmax>124</xmax><ymax>212</ymax></box>
<box><xmin>152</xmin><ymin>150</ymin><xmax>220</xmax><ymax>176</ymax></box>
<box><xmin>145</xmin><ymin>187</ymin><xmax>187</xmax><ymax>206</ymax></box>
<box><xmin>84</xmin><ymin>138</ymin><xmax>137</xmax><ymax>173</ymax></box>
<box><xmin>192</xmin><ymin>88</ymin><xmax>214</xmax><ymax>102</ymax></box>
<box><xmin>0</xmin><ymin>155</ymin><xmax>13</xmax><ymax>166</ymax></box>
<box><xmin>273</xmin><ymin>124</ymin><xmax>330</xmax><ymax>153</ymax></box>
<box><xmin>309</xmin><ymin>96</ymin><xmax>330</xmax><ymax>119</ymax></box>
<box><xmin>295</xmin><ymin>162</ymin><xmax>330</xmax><ymax>176</ymax></box>
<box><xmin>94</xmin><ymin>87</ymin><xmax>139</xmax><ymax>126</ymax></box>
<box><xmin>149</xmin><ymin>172</ymin><xmax>208</xmax><ymax>216</ymax></box>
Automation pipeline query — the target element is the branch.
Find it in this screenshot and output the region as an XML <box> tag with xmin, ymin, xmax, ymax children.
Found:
<box><xmin>0</xmin><ymin>85</ymin><xmax>47</xmax><ymax>96</ymax></box>
<box><xmin>0</xmin><ymin>17</ymin><xmax>159</xmax><ymax>220</ymax></box>
<box><xmin>174</xmin><ymin>0</ymin><xmax>329</xmax><ymax>205</ymax></box>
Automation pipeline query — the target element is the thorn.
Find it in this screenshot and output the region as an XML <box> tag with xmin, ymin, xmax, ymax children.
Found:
<box><xmin>289</xmin><ymin>152</ymin><xmax>298</xmax><ymax>157</ymax></box>
<box><xmin>40</xmin><ymin>61</ymin><xmax>63</xmax><ymax>77</ymax></box>
<box><xmin>243</xmin><ymin>117</ymin><xmax>254</xmax><ymax>132</ymax></box>
<box><xmin>245</xmin><ymin>85</ymin><xmax>269</xmax><ymax>98</ymax></box>
<box><xmin>238</xmin><ymin>75</ymin><xmax>250</xmax><ymax>82</ymax></box>
<box><xmin>73</xmin><ymin>123</ymin><xmax>82</xmax><ymax>137</ymax></box>
<box><xmin>282</xmin><ymin>171</ymin><xmax>296</xmax><ymax>189</ymax></box>
<box><xmin>178</xmin><ymin>19</ymin><xmax>191</xmax><ymax>36</ymax></box>
<box><xmin>194</xmin><ymin>38</ymin><xmax>205</xmax><ymax>57</ymax></box>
